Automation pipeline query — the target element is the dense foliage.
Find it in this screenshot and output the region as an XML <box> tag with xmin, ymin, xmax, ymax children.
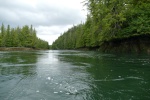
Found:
<box><xmin>52</xmin><ymin>0</ymin><xmax>150</xmax><ymax>50</ymax></box>
<box><xmin>0</xmin><ymin>24</ymin><xmax>49</xmax><ymax>49</ymax></box>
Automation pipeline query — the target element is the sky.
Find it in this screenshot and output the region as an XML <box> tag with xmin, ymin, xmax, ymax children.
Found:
<box><xmin>0</xmin><ymin>0</ymin><xmax>87</xmax><ymax>45</ymax></box>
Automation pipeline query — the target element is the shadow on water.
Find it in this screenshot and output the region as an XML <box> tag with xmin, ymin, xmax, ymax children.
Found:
<box><xmin>0</xmin><ymin>51</ymin><xmax>38</xmax><ymax>100</ymax></box>
<box><xmin>0</xmin><ymin>51</ymin><xmax>38</xmax><ymax>76</ymax></box>
<box><xmin>57</xmin><ymin>51</ymin><xmax>150</xmax><ymax>100</ymax></box>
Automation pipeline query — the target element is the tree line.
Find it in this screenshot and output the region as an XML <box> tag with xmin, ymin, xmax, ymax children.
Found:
<box><xmin>52</xmin><ymin>0</ymin><xmax>150</xmax><ymax>50</ymax></box>
<box><xmin>0</xmin><ymin>24</ymin><xmax>49</xmax><ymax>49</ymax></box>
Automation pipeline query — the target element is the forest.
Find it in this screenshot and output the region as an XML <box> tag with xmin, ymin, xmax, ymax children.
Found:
<box><xmin>0</xmin><ymin>24</ymin><xmax>49</xmax><ymax>49</ymax></box>
<box><xmin>52</xmin><ymin>0</ymin><xmax>150</xmax><ymax>52</ymax></box>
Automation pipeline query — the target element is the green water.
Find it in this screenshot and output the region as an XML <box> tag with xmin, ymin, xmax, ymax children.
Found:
<box><xmin>0</xmin><ymin>50</ymin><xmax>150</xmax><ymax>100</ymax></box>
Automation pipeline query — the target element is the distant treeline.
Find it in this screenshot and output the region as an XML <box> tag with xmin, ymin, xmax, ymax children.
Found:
<box><xmin>0</xmin><ymin>24</ymin><xmax>49</xmax><ymax>49</ymax></box>
<box><xmin>52</xmin><ymin>0</ymin><xmax>150</xmax><ymax>50</ymax></box>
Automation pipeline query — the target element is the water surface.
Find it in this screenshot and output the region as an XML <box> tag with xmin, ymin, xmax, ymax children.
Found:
<box><xmin>0</xmin><ymin>50</ymin><xmax>150</xmax><ymax>100</ymax></box>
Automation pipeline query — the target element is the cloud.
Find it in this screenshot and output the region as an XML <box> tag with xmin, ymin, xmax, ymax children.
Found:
<box><xmin>0</xmin><ymin>0</ymin><xmax>87</xmax><ymax>44</ymax></box>
<box><xmin>35</xmin><ymin>25</ymin><xmax>73</xmax><ymax>44</ymax></box>
<box><xmin>35</xmin><ymin>25</ymin><xmax>73</xmax><ymax>35</ymax></box>
<box><xmin>0</xmin><ymin>0</ymin><xmax>86</xmax><ymax>26</ymax></box>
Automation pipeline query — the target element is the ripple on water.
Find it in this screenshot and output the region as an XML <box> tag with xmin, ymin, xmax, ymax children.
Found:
<box><xmin>126</xmin><ymin>76</ymin><xmax>143</xmax><ymax>80</ymax></box>
<box><xmin>43</xmin><ymin>76</ymin><xmax>79</xmax><ymax>96</ymax></box>
<box><xmin>93</xmin><ymin>76</ymin><xmax>143</xmax><ymax>82</ymax></box>
<box><xmin>0</xmin><ymin>63</ymin><xmax>35</xmax><ymax>67</ymax></box>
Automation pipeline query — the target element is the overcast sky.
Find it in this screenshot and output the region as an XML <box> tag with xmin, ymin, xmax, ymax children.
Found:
<box><xmin>0</xmin><ymin>0</ymin><xmax>87</xmax><ymax>45</ymax></box>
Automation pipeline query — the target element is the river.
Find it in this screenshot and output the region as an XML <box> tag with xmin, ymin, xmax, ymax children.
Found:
<box><xmin>0</xmin><ymin>50</ymin><xmax>150</xmax><ymax>100</ymax></box>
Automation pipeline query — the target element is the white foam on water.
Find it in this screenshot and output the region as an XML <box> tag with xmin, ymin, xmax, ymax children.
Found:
<box><xmin>36</xmin><ymin>90</ymin><xmax>40</xmax><ymax>93</ymax></box>
<box><xmin>54</xmin><ymin>92</ymin><xmax>58</xmax><ymax>94</ymax></box>
<box><xmin>66</xmin><ymin>93</ymin><xmax>70</xmax><ymax>95</ymax></box>
<box><xmin>47</xmin><ymin>77</ymin><xmax>51</xmax><ymax>80</ymax></box>
<box><xmin>112</xmin><ymin>78</ymin><xmax>125</xmax><ymax>81</ymax></box>
<box><xmin>126</xmin><ymin>76</ymin><xmax>143</xmax><ymax>80</ymax></box>
<box><xmin>60</xmin><ymin>91</ymin><xmax>63</xmax><ymax>93</ymax></box>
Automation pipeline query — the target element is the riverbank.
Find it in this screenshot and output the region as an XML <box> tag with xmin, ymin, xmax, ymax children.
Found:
<box><xmin>86</xmin><ymin>35</ymin><xmax>150</xmax><ymax>54</ymax></box>
<box><xmin>0</xmin><ymin>47</ymin><xmax>35</xmax><ymax>51</ymax></box>
<box><xmin>100</xmin><ymin>35</ymin><xmax>150</xmax><ymax>53</ymax></box>
<box><xmin>73</xmin><ymin>35</ymin><xmax>150</xmax><ymax>54</ymax></box>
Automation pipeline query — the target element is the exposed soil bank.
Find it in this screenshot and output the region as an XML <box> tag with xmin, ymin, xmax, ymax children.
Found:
<box><xmin>98</xmin><ymin>35</ymin><xmax>150</xmax><ymax>53</ymax></box>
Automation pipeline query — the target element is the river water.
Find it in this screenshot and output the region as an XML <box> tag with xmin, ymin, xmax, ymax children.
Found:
<box><xmin>0</xmin><ymin>50</ymin><xmax>150</xmax><ymax>100</ymax></box>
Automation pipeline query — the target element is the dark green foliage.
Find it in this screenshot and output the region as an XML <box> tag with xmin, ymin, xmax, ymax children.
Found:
<box><xmin>0</xmin><ymin>24</ymin><xmax>49</xmax><ymax>49</ymax></box>
<box><xmin>52</xmin><ymin>0</ymin><xmax>150</xmax><ymax>50</ymax></box>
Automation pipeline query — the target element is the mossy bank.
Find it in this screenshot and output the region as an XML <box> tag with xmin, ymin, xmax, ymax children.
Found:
<box><xmin>0</xmin><ymin>47</ymin><xmax>35</xmax><ymax>51</ymax></box>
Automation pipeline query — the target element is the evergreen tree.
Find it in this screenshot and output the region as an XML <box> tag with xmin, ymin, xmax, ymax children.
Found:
<box><xmin>52</xmin><ymin>0</ymin><xmax>150</xmax><ymax>50</ymax></box>
<box><xmin>0</xmin><ymin>24</ymin><xmax>49</xmax><ymax>49</ymax></box>
<box><xmin>0</xmin><ymin>23</ymin><xmax>6</xmax><ymax>46</ymax></box>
